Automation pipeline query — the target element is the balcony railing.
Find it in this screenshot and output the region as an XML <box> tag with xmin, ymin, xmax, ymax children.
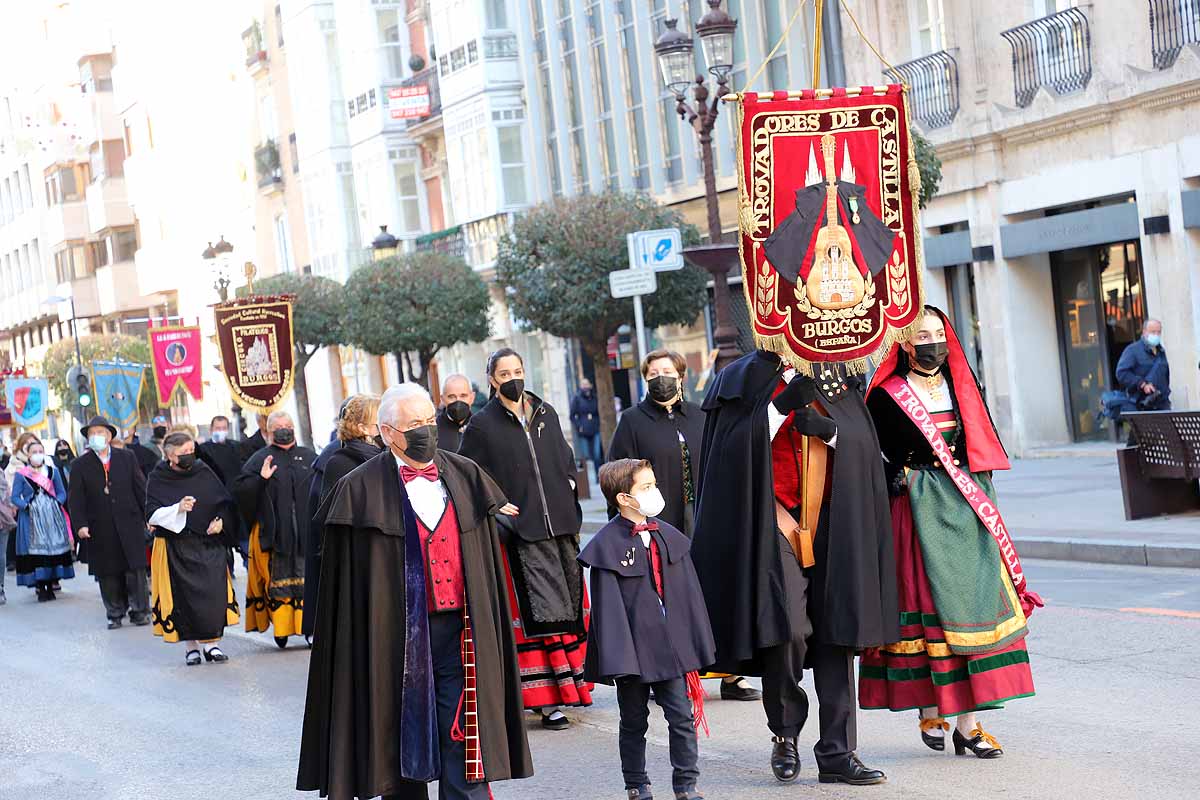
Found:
<box><xmin>255</xmin><ymin>140</ymin><xmax>282</xmax><ymax>189</ymax></box>
<box><xmin>414</xmin><ymin>225</ymin><xmax>465</xmax><ymax>258</ymax></box>
<box><xmin>397</xmin><ymin>68</ymin><xmax>441</xmax><ymax>127</ymax></box>
<box><xmin>885</xmin><ymin>50</ymin><xmax>959</xmax><ymax>129</ymax></box>
<box><xmin>1001</xmin><ymin>8</ymin><xmax>1092</xmax><ymax>108</ymax></box>
<box><xmin>243</xmin><ymin>21</ymin><xmax>267</xmax><ymax>70</ymax></box>
<box><xmin>1150</xmin><ymin>0</ymin><xmax>1200</xmax><ymax>69</ymax></box>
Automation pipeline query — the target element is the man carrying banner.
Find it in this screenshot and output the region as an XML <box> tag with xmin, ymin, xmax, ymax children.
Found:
<box><xmin>234</xmin><ymin>410</ymin><xmax>314</xmax><ymax>646</ymax></box>
<box><xmin>859</xmin><ymin>307</ymin><xmax>1041</xmax><ymax>758</ymax></box>
<box><xmin>691</xmin><ymin>350</ymin><xmax>898</xmax><ymax>785</ymax></box>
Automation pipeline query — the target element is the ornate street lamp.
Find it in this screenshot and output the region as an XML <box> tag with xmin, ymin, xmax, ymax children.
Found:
<box><xmin>201</xmin><ymin>236</ymin><xmax>244</xmax><ymax>437</ymax></box>
<box><xmin>371</xmin><ymin>224</ymin><xmax>399</xmax><ymax>261</ymax></box>
<box><xmin>655</xmin><ymin>0</ymin><xmax>742</xmax><ymax>371</ymax></box>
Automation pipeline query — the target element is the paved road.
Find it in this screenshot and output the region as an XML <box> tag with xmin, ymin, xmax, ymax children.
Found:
<box><xmin>2</xmin><ymin>559</ymin><xmax>1198</xmax><ymax>800</ymax></box>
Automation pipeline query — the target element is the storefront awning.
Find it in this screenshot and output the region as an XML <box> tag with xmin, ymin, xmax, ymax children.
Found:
<box><xmin>922</xmin><ymin>230</ymin><xmax>973</xmax><ymax>269</ymax></box>
<box><xmin>999</xmin><ymin>202</ymin><xmax>1140</xmax><ymax>258</ymax></box>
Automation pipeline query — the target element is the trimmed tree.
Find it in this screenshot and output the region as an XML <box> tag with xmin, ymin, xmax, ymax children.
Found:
<box><xmin>43</xmin><ymin>333</ymin><xmax>156</xmax><ymax>421</ymax></box>
<box><xmin>343</xmin><ymin>252</ymin><xmax>491</xmax><ymax>389</ymax></box>
<box><xmin>250</xmin><ymin>273</ymin><xmax>347</xmax><ymax>447</ymax></box>
<box><xmin>912</xmin><ymin>131</ymin><xmax>943</xmax><ymax>209</ymax></box>
<box><xmin>495</xmin><ymin>191</ymin><xmax>708</xmax><ymax>449</ymax></box>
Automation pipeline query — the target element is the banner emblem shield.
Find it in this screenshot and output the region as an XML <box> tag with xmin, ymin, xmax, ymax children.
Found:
<box><xmin>93</xmin><ymin>360</ymin><xmax>147</xmax><ymax>431</ymax></box>
<box><xmin>214</xmin><ymin>297</ymin><xmax>296</xmax><ymax>413</ymax></box>
<box><xmin>735</xmin><ymin>85</ymin><xmax>925</xmax><ymax>373</ymax></box>
<box><xmin>4</xmin><ymin>378</ymin><xmax>49</xmax><ymax>428</ymax></box>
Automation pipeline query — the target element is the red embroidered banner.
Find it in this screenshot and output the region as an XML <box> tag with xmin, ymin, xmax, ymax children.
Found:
<box><xmin>148</xmin><ymin>326</ymin><xmax>204</xmax><ymax>405</ymax></box>
<box><xmin>735</xmin><ymin>85</ymin><xmax>925</xmax><ymax>373</ymax></box>
<box><xmin>214</xmin><ymin>296</ymin><xmax>296</xmax><ymax>413</ymax></box>
<box><xmin>882</xmin><ymin>375</ymin><xmax>1043</xmax><ymax>617</ymax></box>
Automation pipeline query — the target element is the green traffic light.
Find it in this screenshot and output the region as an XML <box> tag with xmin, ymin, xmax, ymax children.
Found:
<box><xmin>80</xmin><ymin>393</ymin><xmax>92</xmax><ymax>407</ymax></box>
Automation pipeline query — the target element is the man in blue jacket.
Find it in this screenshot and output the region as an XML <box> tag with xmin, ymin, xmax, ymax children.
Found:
<box><xmin>1116</xmin><ymin>319</ymin><xmax>1171</xmax><ymax>411</ymax></box>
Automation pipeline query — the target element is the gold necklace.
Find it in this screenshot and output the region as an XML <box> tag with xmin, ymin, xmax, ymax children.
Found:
<box><xmin>910</xmin><ymin>366</ymin><xmax>945</xmax><ymax>403</ymax></box>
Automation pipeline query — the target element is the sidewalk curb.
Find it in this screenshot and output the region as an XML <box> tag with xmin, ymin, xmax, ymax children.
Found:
<box><xmin>581</xmin><ymin>516</ymin><xmax>1200</xmax><ymax>569</ymax></box>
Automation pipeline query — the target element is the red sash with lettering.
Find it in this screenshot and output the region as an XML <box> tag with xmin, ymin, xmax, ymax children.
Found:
<box><xmin>882</xmin><ymin>376</ymin><xmax>1043</xmax><ymax>617</ymax></box>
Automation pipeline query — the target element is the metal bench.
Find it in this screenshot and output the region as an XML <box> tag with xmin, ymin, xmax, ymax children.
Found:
<box><xmin>1117</xmin><ymin>410</ymin><xmax>1200</xmax><ymax>520</ymax></box>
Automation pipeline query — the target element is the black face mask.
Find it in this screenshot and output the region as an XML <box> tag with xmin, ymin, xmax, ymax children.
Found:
<box><xmin>647</xmin><ymin>375</ymin><xmax>679</xmax><ymax>403</ymax></box>
<box><xmin>273</xmin><ymin>428</ymin><xmax>295</xmax><ymax>446</ymax></box>
<box><xmin>153</xmin><ymin>426</ymin><xmax>168</xmax><ymax>440</ymax></box>
<box><xmin>498</xmin><ymin>378</ymin><xmax>525</xmax><ymax>402</ymax></box>
<box><xmin>401</xmin><ymin>425</ymin><xmax>438</xmax><ymax>463</ymax></box>
<box><xmin>912</xmin><ymin>341</ymin><xmax>949</xmax><ymax>371</ymax></box>
<box><xmin>372</xmin><ymin>434</ymin><xmax>386</xmax><ymax>450</ymax></box>
<box><xmin>56</xmin><ymin>450</ymin><xmax>70</xmax><ymax>460</ymax></box>
<box><xmin>581</xmin><ymin>388</ymin><xmax>593</xmax><ymax>397</ymax></box>
<box><xmin>445</xmin><ymin>400</ymin><xmax>472</xmax><ymax>425</ymax></box>
<box><xmin>174</xmin><ymin>453</ymin><xmax>196</xmax><ymax>470</ymax></box>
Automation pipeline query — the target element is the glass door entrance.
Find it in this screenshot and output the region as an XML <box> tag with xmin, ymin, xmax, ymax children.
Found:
<box><xmin>1050</xmin><ymin>241</ymin><xmax>1145</xmax><ymax>441</ymax></box>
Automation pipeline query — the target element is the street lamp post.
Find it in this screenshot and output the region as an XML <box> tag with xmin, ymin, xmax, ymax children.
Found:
<box><xmin>655</xmin><ymin>0</ymin><xmax>743</xmax><ymax>371</ymax></box>
<box><xmin>201</xmin><ymin>236</ymin><xmax>245</xmax><ymax>438</ymax></box>
<box><xmin>371</xmin><ymin>224</ymin><xmax>399</xmax><ymax>261</ymax></box>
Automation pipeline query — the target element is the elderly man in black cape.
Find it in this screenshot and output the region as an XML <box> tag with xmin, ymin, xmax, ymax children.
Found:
<box><xmin>691</xmin><ymin>350</ymin><xmax>899</xmax><ymax>786</ymax></box>
<box><xmin>298</xmin><ymin>383</ymin><xmax>531</xmax><ymax>800</ymax></box>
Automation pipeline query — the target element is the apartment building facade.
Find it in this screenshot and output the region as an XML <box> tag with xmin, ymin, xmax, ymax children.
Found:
<box><xmin>839</xmin><ymin>0</ymin><xmax>1200</xmax><ymax>452</ymax></box>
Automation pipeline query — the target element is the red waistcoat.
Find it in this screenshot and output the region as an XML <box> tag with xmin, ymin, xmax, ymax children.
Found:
<box><xmin>416</xmin><ymin>499</ymin><xmax>466</xmax><ymax>613</ymax></box>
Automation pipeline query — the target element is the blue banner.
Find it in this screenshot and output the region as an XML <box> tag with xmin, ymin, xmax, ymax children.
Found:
<box><xmin>4</xmin><ymin>378</ymin><xmax>49</xmax><ymax>428</ymax></box>
<box><xmin>93</xmin><ymin>360</ymin><xmax>147</xmax><ymax>432</ymax></box>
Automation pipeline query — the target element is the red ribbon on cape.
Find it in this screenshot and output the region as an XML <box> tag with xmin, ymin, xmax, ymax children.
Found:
<box><xmin>881</xmin><ymin>375</ymin><xmax>1043</xmax><ymax>618</ymax></box>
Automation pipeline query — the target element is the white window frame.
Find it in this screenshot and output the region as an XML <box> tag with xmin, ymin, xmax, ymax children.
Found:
<box><xmin>908</xmin><ymin>0</ymin><xmax>946</xmax><ymax>57</ymax></box>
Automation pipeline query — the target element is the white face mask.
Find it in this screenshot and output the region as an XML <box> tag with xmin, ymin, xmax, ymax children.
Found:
<box><xmin>629</xmin><ymin>487</ymin><xmax>666</xmax><ymax>519</ymax></box>
<box><xmin>29</xmin><ymin>452</ymin><xmax>45</xmax><ymax>467</ymax></box>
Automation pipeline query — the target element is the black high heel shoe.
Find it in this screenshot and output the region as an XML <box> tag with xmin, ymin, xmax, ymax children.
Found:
<box><xmin>953</xmin><ymin>726</ymin><xmax>1004</xmax><ymax>758</ymax></box>
<box><xmin>919</xmin><ymin>717</ymin><xmax>949</xmax><ymax>751</ymax></box>
<box><xmin>203</xmin><ymin>646</ymin><xmax>229</xmax><ymax>663</ymax></box>
<box><xmin>185</xmin><ymin>649</ymin><xmax>202</xmax><ymax>666</ymax></box>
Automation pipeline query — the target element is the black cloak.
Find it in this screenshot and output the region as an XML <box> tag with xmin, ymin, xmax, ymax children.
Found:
<box><xmin>302</xmin><ymin>438</ymin><xmax>380</xmax><ymax>638</ymax></box>
<box><xmin>67</xmin><ymin>448</ymin><xmax>147</xmax><ymax>577</ymax></box>
<box><xmin>763</xmin><ymin>181</ymin><xmax>897</xmax><ymax>285</ymax></box>
<box><xmin>145</xmin><ymin>460</ymin><xmax>238</xmax><ymax>641</ymax></box>
<box><xmin>234</xmin><ymin>444</ymin><xmax>316</xmax><ymax>600</ymax></box>
<box><xmin>297</xmin><ymin>450</ymin><xmax>532</xmax><ymax>800</ymax></box>
<box><xmin>458</xmin><ymin>392</ymin><xmax>585</xmax><ymax>637</ymax></box>
<box><xmin>579</xmin><ymin>517</ymin><xmax>716</xmax><ymax>684</ymax></box>
<box><xmin>436</xmin><ymin>408</ymin><xmax>468</xmax><ymax>453</ymax></box>
<box><xmin>690</xmin><ymin>351</ymin><xmax>898</xmax><ymax>675</ymax></box>
<box><xmin>607</xmin><ymin>397</ymin><xmax>705</xmax><ymax>534</ymax></box>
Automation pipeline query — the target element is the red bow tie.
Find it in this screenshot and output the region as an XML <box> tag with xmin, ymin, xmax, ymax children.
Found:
<box><xmin>400</xmin><ymin>463</ymin><xmax>439</xmax><ymax>483</ymax></box>
<box><xmin>632</xmin><ymin>521</ymin><xmax>659</xmax><ymax>534</ymax></box>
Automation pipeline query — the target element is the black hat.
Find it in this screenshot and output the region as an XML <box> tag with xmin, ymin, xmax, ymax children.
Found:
<box><xmin>83</xmin><ymin>416</ymin><xmax>118</xmax><ymax>439</ymax></box>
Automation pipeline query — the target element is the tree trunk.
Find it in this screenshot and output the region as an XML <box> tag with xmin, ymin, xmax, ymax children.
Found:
<box><xmin>403</xmin><ymin>351</ymin><xmax>416</xmax><ymax>386</ymax></box>
<box><xmin>293</xmin><ymin>348</ymin><xmax>315</xmax><ymax>448</ymax></box>
<box><xmin>393</xmin><ymin>351</ymin><xmax>408</xmax><ymax>382</ymax></box>
<box><xmin>585</xmin><ymin>339</ymin><xmax>618</xmax><ymax>458</ymax></box>
<box><xmin>415</xmin><ymin>350</ymin><xmax>434</xmax><ymax>390</ymax></box>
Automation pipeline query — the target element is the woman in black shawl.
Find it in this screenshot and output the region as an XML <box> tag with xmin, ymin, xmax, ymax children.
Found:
<box><xmin>147</xmin><ymin>431</ymin><xmax>240</xmax><ymax>665</ymax></box>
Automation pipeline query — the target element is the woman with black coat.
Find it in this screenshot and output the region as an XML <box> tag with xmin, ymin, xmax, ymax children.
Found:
<box><xmin>609</xmin><ymin>349</ymin><xmax>762</xmax><ymax>703</ymax></box>
<box><xmin>301</xmin><ymin>394</ymin><xmax>381</xmax><ymax>639</ymax></box>
<box><xmin>458</xmin><ymin>347</ymin><xmax>591</xmax><ymax>729</ymax></box>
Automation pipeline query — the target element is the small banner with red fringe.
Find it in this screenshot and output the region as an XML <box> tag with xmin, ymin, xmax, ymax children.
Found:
<box><xmin>148</xmin><ymin>326</ymin><xmax>204</xmax><ymax>405</ymax></box>
<box><xmin>734</xmin><ymin>84</ymin><xmax>925</xmax><ymax>374</ymax></box>
<box><xmin>213</xmin><ymin>296</ymin><xmax>296</xmax><ymax>414</ymax></box>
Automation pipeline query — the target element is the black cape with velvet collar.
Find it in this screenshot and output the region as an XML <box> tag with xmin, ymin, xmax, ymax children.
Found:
<box><xmin>579</xmin><ymin>516</ymin><xmax>715</xmax><ymax>684</ymax></box>
<box><xmin>690</xmin><ymin>351</ymin><xmax>898</xmax><ymax>675</ymax></box>
<box><xmin>297</xmin><ymin>450</ymin><xmax>532</xmax><ymax>800</ymax></box>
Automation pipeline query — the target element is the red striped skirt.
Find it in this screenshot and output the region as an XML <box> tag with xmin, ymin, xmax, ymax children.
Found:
<box><xmin>502</xmin><ymin>549</ymin><xmax>593</xmax><ymax>711</ymax></box>
<box><xmin>859</xmin><ymin>494</ymin><xmax>1035</xmax><ymax>716</ymax></box>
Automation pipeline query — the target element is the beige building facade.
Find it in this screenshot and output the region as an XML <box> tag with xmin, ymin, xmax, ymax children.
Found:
<box><xmin>837</xmin><ymin>0</ymin><xmax>1200</xmax><ymax>453</ymax></box>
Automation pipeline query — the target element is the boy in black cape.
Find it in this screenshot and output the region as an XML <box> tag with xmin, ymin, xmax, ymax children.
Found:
<box><xmin>580</xmin><ymin>459</ymin><xmax>715</xmax><ymax>800</ymax></box>
<box><xmin>690</xmin><ymin>350</ymin><xmax>898</xmax><ymax>785</ymax></box>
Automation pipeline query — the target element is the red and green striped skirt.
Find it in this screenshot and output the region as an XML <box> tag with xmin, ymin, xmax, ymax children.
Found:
<box><xmin>860</xmin><ymin>490</ymin><xmax>1035</xmax><ymax>716</ymax></box>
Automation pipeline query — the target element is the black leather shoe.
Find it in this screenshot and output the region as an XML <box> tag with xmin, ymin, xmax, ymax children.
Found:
<box><xmin>540</xmin><ymin>710</ymin><xmax>570</xmax><ymax>730</ymax></box>
<box><xmin>720</xmin><ymin>677</ymin><xmax>762</xmax><ymax>701</ymax></box>
<box><xmin>818</xmin><ymin>753</ymin><xmax>886</xmax><ymax>785</ymax></box>
<box><xmin>953</xmin><ymin>727</ymin><xmax>1003</xmax><ymax>758</ymax></box>
<box><xmin>203</xmin><ymin>646</ymin><xmax>229</xmax><ymax>663</ymax></box>
<box><xmin>626</xmin><ymin>785</ymin><xmax>653</xmax><ymax>800</ymax></box>
<box><xmin>919</xmin><ymin>716</ymin><xmax>949</xmax><ymax>751</ymax></box>
<box><xmin>185</xmin><ymin>649</ymin><xmax>202</xmax><ymax>666</ymax></box>
<box><xmin>131</xmin><ymin>615</ymin><xmax>151</xmax><ymax>627</ymax></box>
<box><xmin>107</xmin><ymin>619</ymin><xmax>123</xmax><ymax>630</ymax></box>
<box><xmin>275</xmin><ymin>635</ymin><xmax>289</xmax><ymax>649</ymax></box>
<box><xmin>770</xmin><ymin>736</ymin><xmax>800</xmax><ymax>782</ymax></box>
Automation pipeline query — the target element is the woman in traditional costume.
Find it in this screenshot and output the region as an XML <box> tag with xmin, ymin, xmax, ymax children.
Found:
<box><xmin>458</xmin><ymin>348</ymin><xmax>592</xmax><ymax>730</ymax></box>
<box><xmin>11</xmin><ymin>437</ymin><xmax>75</xmax><ymax>601</ymax></box>
<box><xmin>859</xmin><ymin>306</ymin><xmax>1041</xmax><ymax>758</ymax></box>
<box><xmin>146</xmin><ymin>432</ymin><xmax>239</xmax><ymax>665</ymax></box>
